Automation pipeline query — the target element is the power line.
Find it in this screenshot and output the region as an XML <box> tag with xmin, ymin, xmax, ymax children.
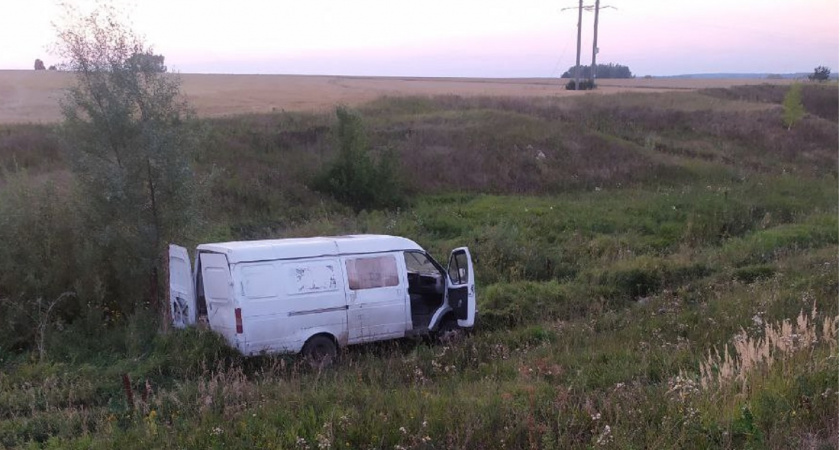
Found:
<box><xmin>547</xmin><ymin>39</ymin><xmax>570</xmax><ymax>79</ymax></box>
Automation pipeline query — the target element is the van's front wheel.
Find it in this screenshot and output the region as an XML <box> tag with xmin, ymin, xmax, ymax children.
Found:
<box><xmin>435</xmin><ymin>318</ymin><xmax>462</xmax><ymax>343</ymax></box>
<box><xmin>302</xmin><ymin>335</ymin><xmax>337</xmax><ymax>368</ymax></box>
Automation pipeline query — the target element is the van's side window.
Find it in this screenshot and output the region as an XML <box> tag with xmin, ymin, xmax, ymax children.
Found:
<box><xmin>346</xmin><ymin>255</ymin><xmax>399</xmax><ymax>290</ymax></box>
<box><xmin>448</xmin><ymin>251</ymin><xmax>470</xmax><ymax>285</ymax></box>
<box><xmin>283</xmin><ymin>261</ymin><xmax>340</xmax><ymax>295</ymax></box>
<box><xmin>242</xmin><ymin>264</ymin><xmax>278</xmax><ymax>299</ymax></box>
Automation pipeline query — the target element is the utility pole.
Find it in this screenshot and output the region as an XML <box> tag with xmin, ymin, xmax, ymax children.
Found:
<box><xmin>574</xmin><ymin>0</ymin><xmax>583</xmax><ymax>90</ymax></box>
<box><xmin>590</xmin><ymin>0</ymin><xmax>600</xmax><ymax>88</ymax></box>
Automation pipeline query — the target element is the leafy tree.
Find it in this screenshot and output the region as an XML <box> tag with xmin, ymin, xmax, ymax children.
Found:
<box><xmin>126</xmin><ymin>51</ymin><xmax>167</xmax><ymax>73</ymax></box>
<box><xmin>782</xmin><ymin>83</ymin><xmax>805</xmax><ymax>130</ymax></box>
<box><xmin>562</xmin><ymin>63</ymin><xmax>633</xmax><ymax>79</ymax></box>
<box><xmin>34</xmin><ymin>59</ymin><xmax>46</xmax><ymax>70</ymax></box>
<box><xmin>808</xmin><ymin>66</ymin><xmax>831</xmax><ymax>82</ymax></box>
<box><xmin>313</xmin><ymin>107</ymin><xmax>405</xmax><ymax>211</ymax></box>
<box><xmin>53</xmin><ymin>3</ymin><xmax>203</xmax><ymax>314</ymax></box>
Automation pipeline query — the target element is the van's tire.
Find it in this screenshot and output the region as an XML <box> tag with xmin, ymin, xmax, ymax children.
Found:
<box><xmin>302</xmin><ymin>334</ymin><xmax>337</xmax><ymax>367</ymax></box>
<box><xmin>435</xmin><ymin>318</ymin><xmax>462</xmax><ymax>343</ymax></box>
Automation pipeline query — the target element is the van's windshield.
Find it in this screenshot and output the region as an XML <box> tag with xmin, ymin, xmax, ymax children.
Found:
<box><xmin>404</xmin><ymin>252</ymin><xmax>441</xmax><ymax>276</ymax></box>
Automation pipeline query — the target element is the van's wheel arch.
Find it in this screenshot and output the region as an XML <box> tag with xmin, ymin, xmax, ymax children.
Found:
<box><xmin>301</xmin><ymin>334</ymin><xmax>338</xmax><ymax>367</ymax></box>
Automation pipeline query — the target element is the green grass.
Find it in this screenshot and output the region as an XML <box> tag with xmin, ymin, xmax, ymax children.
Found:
<box><xmin>1</xmin><ymin>189</ymin><xmax>834</xmax><ymax>448</ymax></box>
<box><xmin>0</xmin><ymin>86</ymin><xmax>837</xmax><ymax>448</ymax></box>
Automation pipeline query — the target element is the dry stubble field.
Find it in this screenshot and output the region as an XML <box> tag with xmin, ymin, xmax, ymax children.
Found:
<box><xmin>0</xmin><ymin>69</ymin><xmax>793</xmax><ymax>124</ymax></box>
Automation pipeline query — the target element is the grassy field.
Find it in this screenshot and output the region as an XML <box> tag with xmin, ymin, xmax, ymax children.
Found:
<box><xmin>0</xmin><ymin>82</ymin><xmax>836</xmax><ymax>448</ymax></box>
<box><xmin>0</xmin><ymin>70</ymin><xmax>794</xmax><ymax>124</ymax></box>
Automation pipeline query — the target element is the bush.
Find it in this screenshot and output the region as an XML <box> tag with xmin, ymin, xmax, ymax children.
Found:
<box><xmin>566</xmin><ymin>79</ymin><xmax>596</xmax><ymax>91</ymax></box>
<box><xmin>808</xmin><ymin>66</ymin><xmax>831</xmax><ymax>82</ymax></box>
<box><xmin>782</xmin><ymin>84</ymin><xmax>804</xmax><ymax>130</ymax></box>
<box><xmin>0</xmin><ymin>172</ymin><xmax>86</xmax><ymax>353</ymax></box>
<box><xmin>313</xmin><ymin>107</ymin><xmax>406</xmax><ymax>211</ymax></box>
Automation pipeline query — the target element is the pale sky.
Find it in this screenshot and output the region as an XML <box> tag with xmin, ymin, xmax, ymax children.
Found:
<box><xmin>2</xmin><ymin>0</ymin><xmax>838</xmax><ymax>77</ymax></box>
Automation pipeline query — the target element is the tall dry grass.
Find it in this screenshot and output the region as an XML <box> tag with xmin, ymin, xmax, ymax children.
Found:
<box><xmin>699</xmin><ymin>306</ymin><xmax>839</xmax><ymax>390</ymax></box>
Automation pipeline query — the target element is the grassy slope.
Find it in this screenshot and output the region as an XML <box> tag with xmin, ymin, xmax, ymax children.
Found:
<box><xmin>0</xmin><ymin>84</ymin><xmax>837</xmax><ymax>449</ymax></box>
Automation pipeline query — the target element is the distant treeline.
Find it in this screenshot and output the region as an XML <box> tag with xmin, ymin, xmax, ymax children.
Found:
<box><xmin>562</xmin><ymin>63</ymin><xmax>633</xmax><ymax>79</ymax></box>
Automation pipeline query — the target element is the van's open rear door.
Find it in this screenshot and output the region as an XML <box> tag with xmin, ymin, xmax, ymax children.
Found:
<box><xmin>446</xmin><ymin>247</ymin><xmax>476</xmax><ymax>328</ymax></box>
<box><xmin>169</xmin><ymin>244</ymin><xmax>197</xmax><ymax>328</ymax></box>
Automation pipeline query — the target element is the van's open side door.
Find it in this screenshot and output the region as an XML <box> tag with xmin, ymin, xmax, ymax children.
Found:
<box><xmin>169</xmin><ymin>244</ymin><xmax>197</xmax><ymax>328</ymax></box>
<box><xmin>446</xmin><ymin>247</ymin><xmax>475</xmax><ymax>328</ymax></box>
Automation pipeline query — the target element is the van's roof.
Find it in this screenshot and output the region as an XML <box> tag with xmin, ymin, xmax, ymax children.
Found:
<box><xmin>197</xmin><ymin>234</ymin><xmax>424</xmax><ymax>263</ymax></box>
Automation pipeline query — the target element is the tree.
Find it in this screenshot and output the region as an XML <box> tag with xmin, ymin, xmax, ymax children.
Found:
<box><xmin>34</xmin><ymin>59</ymin><xmax>46</xmax><ymax>70</ymax></box>
<box><xmin>126</xmin><ymin>51</ymin><xmax>167</xmax><ymax>73</ymax></box>
<box><xmin>53</xmin><ymin>3</ymin><xmax>202</xmax><ymax>314</ymax></box>
<box><xmin>313</xmin><ymin>107</ymin><xmax>405</xmax><ymax>211</ymax></box>
<box><xmin>808</xmin><ymin>66</ymin><xmax>831</xmax><ymax>82</ymax></box>
<box><xmin>782</xmin><ymin>83</ymin><xmax>805</xmax><ymax>130</ymax></box>
<box><xmin>562</xmin><ymin>62</ymin><xmax>633</xmax><ymax>79</ymax></box>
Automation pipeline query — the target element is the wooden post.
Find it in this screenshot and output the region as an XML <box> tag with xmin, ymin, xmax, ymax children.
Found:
<box><xmin>574</xmin><ymin>0</ymin><xmax>583</xmax><ymax>90</ymax></box>
<box><xmin>591</xmin><ymin>0</ymin><xmax>601</xmax><ymax>87</ymax></box>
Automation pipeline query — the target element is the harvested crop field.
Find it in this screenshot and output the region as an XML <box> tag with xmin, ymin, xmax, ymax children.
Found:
<box><xmin>0</xmin><ymin>70</ymin><xmax>793</xmax><ymax>124</ymax></box>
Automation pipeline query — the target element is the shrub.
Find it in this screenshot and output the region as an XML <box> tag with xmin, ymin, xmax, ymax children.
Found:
<box><xmin>0</xmin><ymin>172</ymin><xmax>85</xmax><ymax>353</ymax></box>
<box><xmin>566</xmin><ymin>79</ymin><xmax>596</xmax><ymax>90</ymax></box>
<box><xmin>313</xmin><ymin>107</ymin><xmax>406</xmax><ymax>211</ymax></box>
<box><xmin>808</xmin><ymin>66</ymin><xmax>831</xmax><ymax>82</ymax></box>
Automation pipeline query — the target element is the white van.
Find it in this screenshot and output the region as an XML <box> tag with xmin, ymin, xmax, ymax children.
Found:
<box><xmin>168</xmin><ymin>234</ymin><xmax>475</xmax><ymax>359</ymax></box>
